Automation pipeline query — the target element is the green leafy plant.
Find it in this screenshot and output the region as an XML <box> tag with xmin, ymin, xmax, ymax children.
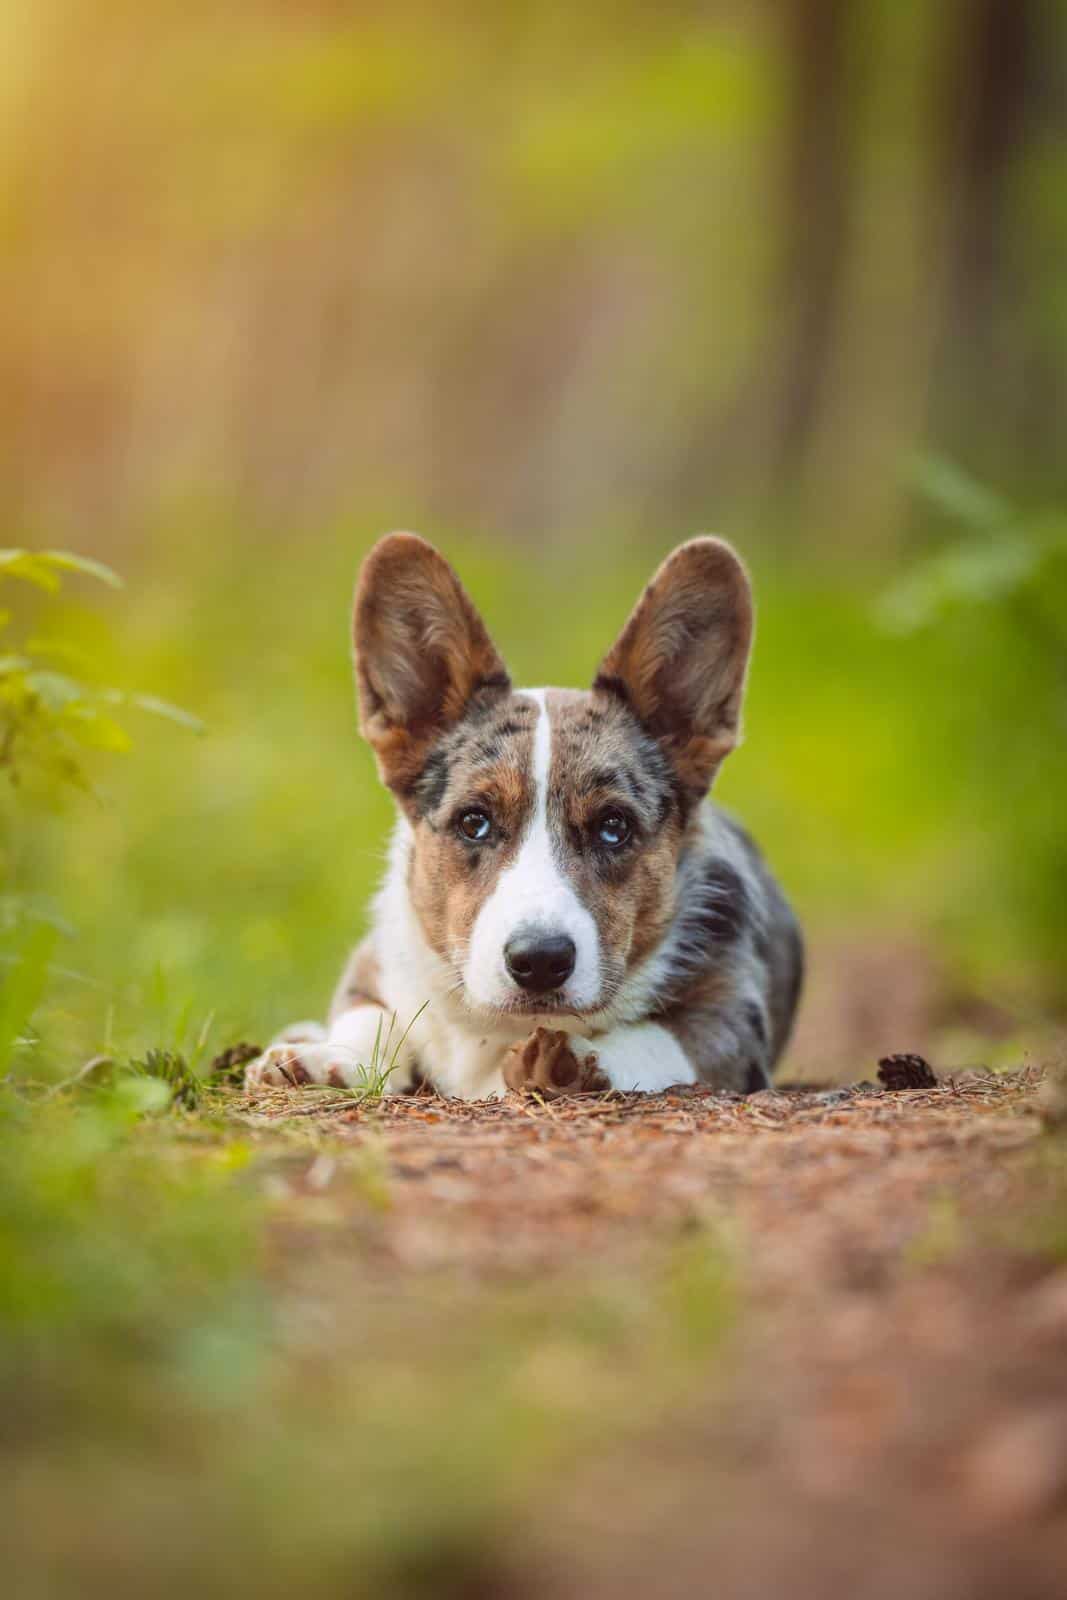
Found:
<box><xmin>0</xmin><ymin>921</ymin><xmax>57</xmax><ymax>1077</ymax></box>
<box><xmin>1</xmin><ymin>549</ymin><xmax>204</xmax><ymax>1077</ymax></box>
<box><xmin>0</xmin><ymin>548</ymin><xmax>203</xmax><ymax>793</ymax></box>
<box><xmin>124</xmin><ymin>1048</ymin><xmax>204</xmax><ymax>1111</ymax></box>
<box><xmin>877</xmin><ymin>457</ymin><xmax>1067</xmax><ymax>987</ymax></box>
<box><xmin>879</xmin><ymin>456</ymin><xmax>1067</xmax><ymax>645</ymax></box>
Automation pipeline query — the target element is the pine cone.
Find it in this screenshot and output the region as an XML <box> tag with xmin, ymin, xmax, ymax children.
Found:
<box><xmin>877</xmin><ymin>1052</ymin><xmax>938</xmax><ymax>1091</ymax></box>
<box><xmin>210</xmin><ymin>1041</ymin><xmax>263</xmax><ymax>1083</ymax></box>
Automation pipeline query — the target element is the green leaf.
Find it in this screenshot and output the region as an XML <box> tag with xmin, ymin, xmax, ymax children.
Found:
<box><xmin>40</xmin><ymin>550</ymin><xmax>123</xmax><ymax>589</ymax></box>
<box><xmin>907</xmin><ymin>455</ymin><xmax>1011</xmax><ymax>531</ymax></box>
<box><xmin>0</xmin><ymin>921</ymin><xmax>58</xmax><ymax>1074</ymax></box>
<box><xmin>24</xmin><ymin>636</ymin><xmax>97</xmax><ymax>672</ymax></box>
<box><xmin>99</xmin><ymin>688</ymin><xmax>205</xmax><ymax>734</ymax></box>
<box><xmin>24</xmin><ymin>669</ymin><xmax>87</xmax><ymax>709</ymax></box>
<box><xmin>128</xmin><ymin>693</ymin><xmax>206</xmax><ymax>734</ymax></box>
<box><xmin>0</xmin><ymin>655</ymin><xmax>31</xmax><ymax>675</ymax></box>
<box><xmin>60</xmin><ymin>705</ymin><xmax>132</xmax><ymax>753</ymax></box>
<box><xmin>0</xmin><ymin>548</ymin><xmax>122</xmax><ymax>593</ymax></box>
<box><xmin>0</xmin><ymin>892</ymin><xmax>77</xmax><ymax>937</ymax></box>
<box><xmin>110</xmin><ymin>1075</ymin><xmax>173</xmax><ymax>1117</ymax></box>
<box><xmin>0</xmin><ymin>550</ymin><xmax>61</xmax><ymax>591</ymax></box>
<box><xmin>878</xmin><ymin>535</ymin><xmax>1038</xmax><ymax>633</ymax></box>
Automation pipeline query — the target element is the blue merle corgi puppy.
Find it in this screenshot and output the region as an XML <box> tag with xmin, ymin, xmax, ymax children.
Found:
<box><xmin>246</xmin><ymin>534</ymin><xmax>803</xmax><ymax>1099</ymax></box>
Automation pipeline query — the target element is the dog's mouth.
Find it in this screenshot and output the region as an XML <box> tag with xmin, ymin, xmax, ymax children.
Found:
<box><xmin>467</xmin><ymin>984</ymin><xmax>621</xmax><ymax>1024</ymax></box>
<box><xmin>497</xmin><ymin>992</ymin><xmax>585</xmax><ymax>1019</ymax></box>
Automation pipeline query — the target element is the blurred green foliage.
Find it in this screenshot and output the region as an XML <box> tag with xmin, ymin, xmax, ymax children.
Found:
<box><xmin>0</xmin><ymin>1068</ymin><xmax>737</xmax><ymax>1597</ymax></box>
<box><xmin>882</xmin><ymin>458</ymin><xmax>1067</xmax><ymax>634</ymax></box>
<box><xmin>0</xmin><ymin>549</ymin><xmax>128</xmax><ymax>792</ymax></box>
<box><xmin>5</xmin><ymin>2</ymin><xmax>1065</xmax><ymax>537</ymax></box>
<box><xmin>0</xmin><ymin>551</ymin><xmax>203</xmax><ymax>1072</ymax></box>
<box><xmin>0</xmin><ymin>1084</ymin><xmax>262</xmax><ymax>1403</ymax></box>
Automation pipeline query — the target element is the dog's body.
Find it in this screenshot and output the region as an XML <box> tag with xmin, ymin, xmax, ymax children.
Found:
<box><xmin>247</xmin><ymin>536</ymin><xmax>802</xmax><ymax>1099</ymax></box>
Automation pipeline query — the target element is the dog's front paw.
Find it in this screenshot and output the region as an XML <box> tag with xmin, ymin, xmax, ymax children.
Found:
<box><xmin>503</xmin><ymin>1027</ymin><xmax>610</xmax><ymax>1099</ymax></box>
<box><xmin>244</xmin><ymin>1042</ymin><xmax>357</xmax><ymax>1092</ymax></box>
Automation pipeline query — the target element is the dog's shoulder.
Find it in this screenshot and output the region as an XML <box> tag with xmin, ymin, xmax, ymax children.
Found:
<box><xmin>617</xmin><ymin>801</ymin><xmax>802</xmax><ymax>1082</ymax></box>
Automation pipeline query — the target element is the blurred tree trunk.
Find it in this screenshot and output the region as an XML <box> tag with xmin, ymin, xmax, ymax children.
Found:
<box><xmin>771</xmin><ymin>1</ymin><xmax>948</xmax><ymax>554</ymax></box>
<box><xmin>940</xmin><ymin>0</ymin><xmax>1034</xmax><ymax>346</ymax></box>
<box><xmin>774</xmin><ymin>0</ymin><xmax>851</xmax><ymax>475</ymax></box>
<box><xmin>933</xmin><ymin>0</ymin><xmax>1045</xmax><ymax>474</ymax></box>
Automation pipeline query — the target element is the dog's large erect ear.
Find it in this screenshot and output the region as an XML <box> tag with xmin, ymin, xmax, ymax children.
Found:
<box><xmin>594</xmin><ymin>538</ymin><xmax>753</xmax><ymax>802</ymax></box>
<box><xmin>354</xmin><ymin>533</ymin><xmax>510</xmax><ymax>796</ymax></box>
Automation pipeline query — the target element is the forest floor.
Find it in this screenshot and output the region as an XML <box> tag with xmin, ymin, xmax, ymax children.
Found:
<box><xmin>229</xmin><ymin>1061</ymin><xmax>1067</xmax><ymax>1600</ymax></box>
<box><xmin>8</xmin><ymin>932</ymin><xmax>1067</xmax><ymax>1599</ymax></box>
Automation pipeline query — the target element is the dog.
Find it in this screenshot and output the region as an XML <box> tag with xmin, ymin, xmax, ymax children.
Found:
<box><xmin>246</xmin><ymin>534</ymin><xmax>803</xmax><ymax>1099</ymax></box>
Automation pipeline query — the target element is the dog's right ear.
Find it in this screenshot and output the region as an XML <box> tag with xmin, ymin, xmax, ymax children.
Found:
<box><xmin>594</xmin><ymin>537</ymin><xmax>753</xmax><ymax>805</ymax></box>
<box><xmin>354</xmin><ymin>533</ymin><xmax>510</xmax><ymax>798</ymax></box>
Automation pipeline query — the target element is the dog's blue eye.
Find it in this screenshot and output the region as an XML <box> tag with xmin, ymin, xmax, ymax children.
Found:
<box><xmin>596</xmin><ymin>811</ymin><xmax>631</xmax><ymax>849</ymax></box>
<box><xmin>458</xmin><ymin>808</ymin><xmax>492</xmax><ymax>842</ymax></box>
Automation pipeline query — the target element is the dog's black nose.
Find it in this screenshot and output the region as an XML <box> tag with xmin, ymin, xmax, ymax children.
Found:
<box><xmin>504</xmin><ymin>931</ymin><xmax>577</xmax><ymax>993</ymax></box>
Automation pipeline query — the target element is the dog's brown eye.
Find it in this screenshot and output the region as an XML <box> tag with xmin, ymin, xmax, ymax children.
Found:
<box><xmin>458</xmin><ymin>808</ymin><xmax>492</xmax><ymax>842</ymax></box>
<box><xmin>596</xmin><ymin>811</ymin><xmax>631</xmax><ymax>849</ymax></box>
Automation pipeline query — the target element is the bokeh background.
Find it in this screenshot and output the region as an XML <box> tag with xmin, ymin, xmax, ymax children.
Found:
<box><xmin>3</xmin><ymin>0</ymin><xmax>1066</xmax><ymax>1075</ymax></box>
<box><xmin>3</xmin><ymin>8</ymin><xmax>1067</xmax><ymax>1599</ymax></box>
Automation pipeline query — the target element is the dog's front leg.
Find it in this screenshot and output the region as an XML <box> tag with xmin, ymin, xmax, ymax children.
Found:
<box><xmin>244</xmin><ymin>1004</ymin><xmax>416</xmax><ymax>1094</ymax></box>
<box><xmin>503</xmin><ymin>1021</ymin><xmax>697</xmax><ymax>1098</ymax></box>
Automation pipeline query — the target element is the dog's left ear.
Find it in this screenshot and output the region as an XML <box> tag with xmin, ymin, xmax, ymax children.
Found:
<box><xmin>594</xmin><ymin>538</ymin><xmax>753</xmax><ymax>802</ymax></box>
<box><xmin>354</xmin><ymin>533</ymin><xmax>510</xmax><ymax>798</ymax></box>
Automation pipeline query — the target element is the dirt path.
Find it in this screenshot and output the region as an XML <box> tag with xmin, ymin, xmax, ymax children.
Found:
<box><xmin>232</xmin><ymin>1067</ymin><xmax>1067</xmax><ymax>1598</ymax></box>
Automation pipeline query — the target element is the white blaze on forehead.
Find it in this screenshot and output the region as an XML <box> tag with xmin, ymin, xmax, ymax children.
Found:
<box><xmin>463</xmin><ymin>689</ymin><xmax>602</xmax><ymax>1011</ymax></box>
